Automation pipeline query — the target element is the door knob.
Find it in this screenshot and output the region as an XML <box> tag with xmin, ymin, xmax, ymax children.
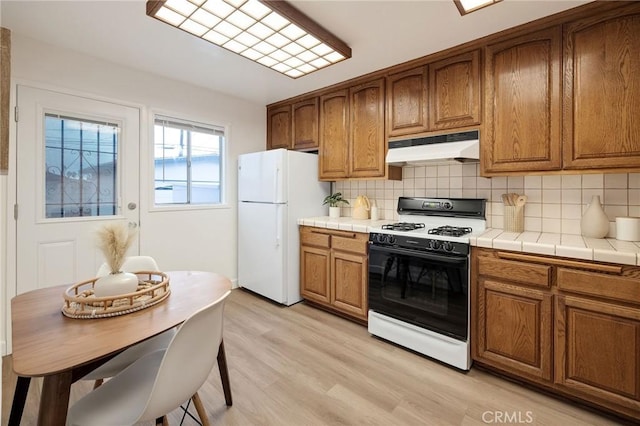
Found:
<box><xmin>128</xmin><ymin>222</ymin><xmax>138</xmax><ymax>229</ymax></box>
<box><xmin>127</xmin><ymin>202</ymin><xmax>137</xmax><ymax>210</ymax></box>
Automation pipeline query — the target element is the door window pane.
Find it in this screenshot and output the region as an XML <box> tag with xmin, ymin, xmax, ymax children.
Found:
<box><xmin>154</xmin><ymin>116</ymin><xmax>224</xmax><ymax>205</ymax></box>
<box><xmin>44</xmin><ymin>114</ymin><xmax>119</xmax><ymax>218</ymax></box>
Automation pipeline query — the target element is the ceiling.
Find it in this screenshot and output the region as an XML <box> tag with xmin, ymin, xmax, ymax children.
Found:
<box><xmin>1</xmin><ymin>0</ymin><xmax>593</xmax><ymax>106</ymax></box>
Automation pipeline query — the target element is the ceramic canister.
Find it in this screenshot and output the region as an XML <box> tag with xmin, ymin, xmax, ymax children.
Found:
<box><xmin>615</xmin><ymin>217</ymin><xmax>640</xmax><ymax>241</ymax></box>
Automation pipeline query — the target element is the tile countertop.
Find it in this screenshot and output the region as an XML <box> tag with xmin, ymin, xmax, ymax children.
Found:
<box><xmin>298</xmin><ymin>217</ymin><xmax>640</xmax><ymax>267</ymax></box>
<box><xmin>472</xmin><ymin>229</ymin><xmax>640</xmax><ymax>266</ymax></box>
<box><xmin>297</xmin><ymin>216</ymin><xmax>393</xmax><ymax>233</ymax></box>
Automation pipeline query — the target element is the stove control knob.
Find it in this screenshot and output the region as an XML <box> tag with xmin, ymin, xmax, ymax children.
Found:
<box><xmin>388</xmin><ymin>235</ymin><xmax>397</xmax><ymax>245</ymax></box>
<box><xmin>428</xmin><ymin>240</ymin><xmax>441</xmax><ymax>250</ymax></box>
<box><xmin>442</xmin><ymin>241</ymin><xmax>453</xmax><ymax>252</ymax></box>
<box><xmin>376</xmin><ymin>234</ymin><xmax>386</xmax><ymax>244</ymax></box>
<box><xmin>442</xmin><ymin>201</ymin><xmax>453</xmax><ymax>210</ymax></box>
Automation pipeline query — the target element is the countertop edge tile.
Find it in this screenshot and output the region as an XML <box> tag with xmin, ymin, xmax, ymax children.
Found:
<box><xmin>352</xmin><ymin>224</ymin><xmax>370</xmax><ymax>233</ymax></box>
<box><xmin>338</xmin><ymin>223</ymin><xmax>354</xmax><ymax>231</ymax></box>
<box><xmin>593</xmin><ymin>249</ymin><xmax>637</xmax><ymax>266</ymax></box>
<box><xmin>522</xmin><ymin>242</ymin><xmax>556</xmax><ymax>256</ymax></box>
<box><xmin>555</xmin><ymin>245</ymin><xmax>593</xmax><ymax>261</ymax></box>
<box><xmin>476</xmin><ymin>237</ymin><xmax>495</xmax><ymax>248</ymax></box>
<box><xmin>492</xmin><ymin>239</ymin><xmax>523</xmax><ymax>251</ymax></box>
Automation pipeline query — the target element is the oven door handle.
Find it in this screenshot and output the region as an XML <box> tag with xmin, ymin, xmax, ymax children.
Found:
<box><xmin>369</xmin><ymin>244</ymin><xmax>468</xmax><ymax>266</ymax></box>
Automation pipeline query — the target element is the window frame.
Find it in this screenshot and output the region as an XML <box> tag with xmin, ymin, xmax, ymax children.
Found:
<box><xmin>148</xmin><ymin>112</ymin><xmax>229</xmax><ymax>212</ymax></box>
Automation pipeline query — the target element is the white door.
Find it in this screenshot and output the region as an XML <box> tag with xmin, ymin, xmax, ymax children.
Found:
<box><xmin>238</xmin><ymin>149</ymin><xmax>286</xmax><ymax>203</ymax></box>
<box><xmin>15</xmin><ymin>85</ymin><xmax>140</xmax><ymax>294</ymax></box>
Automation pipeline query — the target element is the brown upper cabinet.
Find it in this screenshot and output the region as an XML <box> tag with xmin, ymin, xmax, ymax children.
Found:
<box><xmin>483</xmin><ymin>27</ymin><xmax>562</xmax><ymax>174</ymax></box>
<box><xmin>267</xmin><ymin>97</ymin><xmax>319</xmax><ymax>151</ymax></box>
<box><xmin>386</xmin><ymin>66</ymin><xmax>429</xmax><ymax>137</ymax></box>
<box><xmin>386</xmin><ymin>50</ymin><xmax>481</xmax><ymax>138</ymax></box>
<box><xmin>292</xmin><ymin>97</ymin><xmax>319</xmax><ymax>151</ymax></box>
<box><xmin>348</xmin><ymin>79</ymin><xmax>387</xmax><ymax>179</ymax></box>
<box><xmin>319</xmin><ymin>89</ymin><xmax>350</xmax><ymax>180</ymax></box>
<box><xmin>429</xmin><ymin>50</ymin><xmax>481</xmax><ymax>130</ymax></box>
<box><xmin>319</xmin><ymin>79</ymin><xmax>401</xmax><ymax>181</ymax></box>
<box><xmin>266</xmin><ymin>104</ymin><xmax>291</xmax><ymax>150</ymax></box>
<box><xmin>563</xmin><ymin>4</ymin><xmax>640</xmax><ymax>170</ymax></box>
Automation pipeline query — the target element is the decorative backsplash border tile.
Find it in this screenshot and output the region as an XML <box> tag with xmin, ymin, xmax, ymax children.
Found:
<box><xmin>333</xmin><ymin>164</ymin><xmax>640</xmax><ymax>236</ymax></box>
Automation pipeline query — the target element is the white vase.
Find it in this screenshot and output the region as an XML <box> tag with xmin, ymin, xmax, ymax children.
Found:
<box><xmin>329</xmin><ymin>206</ymin><xmax>340</xmax><ymax>218</ymax></box>
<box><xmin>94</xmin><ymin>271</ymin><xmax>139</xmax><ymax>297</ymax></box>
<box><xmin>580</xmin><ymin>195</ymin><xmax>609</xmax><ymax>238</ymax></box>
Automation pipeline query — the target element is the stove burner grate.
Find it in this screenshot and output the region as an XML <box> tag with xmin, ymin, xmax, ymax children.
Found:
<box><xmin>382</xmin><ymin>222</ymin><xmax>426</xmax><ymax>232</ymax></box>
<box><xmin>428</xmin><ymin>226</ymin><xmax>472</xmax><ymax>237</ymax></box>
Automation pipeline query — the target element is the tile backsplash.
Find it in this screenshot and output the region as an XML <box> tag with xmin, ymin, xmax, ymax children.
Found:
<box><xmin>333</xmin><ymin>164</ymin><xmax>640</xmax><ymax>236</ymax></box>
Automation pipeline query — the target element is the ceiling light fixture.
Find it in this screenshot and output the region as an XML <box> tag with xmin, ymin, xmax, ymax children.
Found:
<box><xmin>454</xmin><ymin>0</ymin><xmax>502</xmax><ymax>16</ymax></box>
<box><xmin>146</xmin><ymin>0</ymin><xmax>352</xmax><ymax>78</ymax></box>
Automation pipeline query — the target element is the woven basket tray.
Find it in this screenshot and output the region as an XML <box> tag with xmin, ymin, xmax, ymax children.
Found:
<box><xmin>62</xmin><ymin>271</ymin><xmax>170</xmax><ymax>319</ymax></box>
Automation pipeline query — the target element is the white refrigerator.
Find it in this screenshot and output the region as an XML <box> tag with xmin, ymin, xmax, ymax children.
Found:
<box><xmin>238</xmin><ymin>149</ymin><xmax>330</xmax><ymax>305</ymax></box>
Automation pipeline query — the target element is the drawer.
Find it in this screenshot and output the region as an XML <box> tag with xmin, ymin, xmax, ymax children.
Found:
<box><xmin>557</xmin><ymin>268</ymin><xmax>640</xmax><ymax>305</ymax></box>
<box><xmin>332</xmin><ymin>235</ymin><xmax>368</xmax><ymax>255</ymax></box>
<box><xmin>478</xmin><ymin>257</ymin><xmax>551</xmax><ymax>288</ymax></box>
<box><xmin>300</xmin><ymin>231</ymin><xmax>330</xmax><ymax>248</ymax></box>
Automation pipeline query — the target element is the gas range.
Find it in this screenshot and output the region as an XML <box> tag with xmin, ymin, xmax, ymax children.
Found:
<box><xmin>367</xmin><ymin>197</ymin><xmax>486</xmax><ymax>370</ymax></box>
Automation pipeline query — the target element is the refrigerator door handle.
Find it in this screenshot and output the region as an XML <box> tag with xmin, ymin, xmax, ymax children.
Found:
<box><xmin>274</xmin><ymin>167</ymin><xmax>280</xmax><ymax>202</ymax></box>
<box><xmin>275</xmin><ymin>204</ymin><xmax>281</xmax><ymax>247</ymax></box>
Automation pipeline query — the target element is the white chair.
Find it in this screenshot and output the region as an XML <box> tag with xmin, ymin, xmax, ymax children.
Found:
<box><xmin>86</xmin><ymin>256</ymin><xmax>213</xmax><ymax>424</ymax></box>
<box><xmin>67</xmin><ymin>290</ymin><xmax>231</xmax><ymax>426</ymax></box>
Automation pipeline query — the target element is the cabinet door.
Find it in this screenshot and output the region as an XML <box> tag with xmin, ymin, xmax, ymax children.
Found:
<box><xmin>555</xmin><ymin>295</ymin><xmax>640</xmax><ymax>412</ymax></box>
<box><xmin>300</xmin><ymin>245</ymin><xmax>331</xmax><ymax>304</ymax></box>
<box><xmin>483</xmin><ymin>27</ymin><xmax>562</xmax><ymax>174</ymax></box>
<box><xmin>319</xmin><ymin>89</ymin><xmax>349</xmax><ymax>180</ymax></box>
<box><xmin>349</xmin><ymin>79</ymin><xmax>386</xmax><ymax>178</ymax></box>
<box><xmin>475</xmin><ymin>279</ymin><xmax>553</xmax><ymax>381</ymax></box>
<box><xmin>563</xmin><ymin>4</ymin><xmax>640</xmax><ymax>170</ymax></box>
<box><xmin>292</xmin><ymin>97</ymin><xmax>319</xmax><ymax>151</ymax></box>
<box><xmin>331</xmin><ymin>250</ymin><xmax>368</xmax><ymax>320</ymax></box>
<box><xmin>387</xmin><ymin>66</ymin><xmax>429</xmax><ymax>137</ymax></box>
<box><xmin>429</xmin><ymin>50</ymin><xmax>481</xmax><ymax>130</ymax></box>
<box><xmin>267</xmin><ymin>104</ymin><xmax>292</xmax><ymax>150</ymax></box>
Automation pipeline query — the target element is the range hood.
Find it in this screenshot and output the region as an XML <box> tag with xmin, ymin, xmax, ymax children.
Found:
<box><xmin>386</xmin><ymin>130</ymin><xmax>479</xmax><ymax>166</ymax></box>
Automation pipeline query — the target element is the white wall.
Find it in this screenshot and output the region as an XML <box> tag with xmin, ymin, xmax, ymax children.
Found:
<box><xmin>1</xmin><ymin>34</ymin><xmax>266</xmax><ymax>354</ymax></box>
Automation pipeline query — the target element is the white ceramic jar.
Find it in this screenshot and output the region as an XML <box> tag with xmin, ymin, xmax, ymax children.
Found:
<box><xmin>615</xmin><ymin>217</ymin><xmax>640</xmax><ymax>241</ymax></box>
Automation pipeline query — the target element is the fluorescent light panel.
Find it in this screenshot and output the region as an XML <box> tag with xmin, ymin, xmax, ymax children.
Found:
<box><xmin>146</xmin><ymin>0</ymin><xmax>351</xmax><ymax>78</ymax></box>
<box><xmin>454</xmin><ymin>0</ymin><xmax>502</xmax><ymax>16</ymax></box>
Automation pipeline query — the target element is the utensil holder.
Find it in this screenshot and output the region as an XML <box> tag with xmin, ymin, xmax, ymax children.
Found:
<box><xmin>504</xmin><ymin>205</ymin><xmax>524</xmax><ymax>233</ymax></box>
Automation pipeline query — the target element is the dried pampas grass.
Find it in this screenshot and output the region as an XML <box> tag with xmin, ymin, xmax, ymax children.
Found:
<box><xmin>96</xmin><ymin>222</ymin><xmax>137</xmax><ymax>274</ymax></box>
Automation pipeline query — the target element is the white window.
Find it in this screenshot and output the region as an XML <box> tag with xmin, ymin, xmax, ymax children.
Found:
<box><xmin>153</xmin><ymin>116</ymin><xmax>225</xmax><ymax>206</ymax></box>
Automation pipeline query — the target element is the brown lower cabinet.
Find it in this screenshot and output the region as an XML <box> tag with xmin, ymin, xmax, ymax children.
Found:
<box><xmin>472</xmin><ymin>247</ymin><xmax>640</xmax><ymax>421</ymax></box>
<box><xmin>299</xmin><ymin>226</ymin><xmax>368</xmax><ymax>323</ymax></box>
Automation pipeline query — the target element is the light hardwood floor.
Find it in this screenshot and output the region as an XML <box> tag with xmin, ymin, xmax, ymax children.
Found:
<box><xmin>2</xmin><ymin>288</ymin><xmax>630</xmax><ymax>425</ymax></box>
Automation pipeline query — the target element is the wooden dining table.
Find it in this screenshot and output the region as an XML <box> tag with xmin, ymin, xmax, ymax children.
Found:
<box><xmin>9</xmin><ymin>270</ymin><xmax>233</xmax><ymax>426</ymax></box>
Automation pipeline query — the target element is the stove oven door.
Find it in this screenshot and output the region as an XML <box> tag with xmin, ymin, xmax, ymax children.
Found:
<box><xmin>368</xmin><ymin>244</ymin><xmax>469</xmax><ymax>341</ymax></box>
